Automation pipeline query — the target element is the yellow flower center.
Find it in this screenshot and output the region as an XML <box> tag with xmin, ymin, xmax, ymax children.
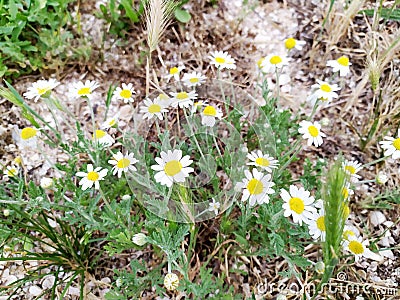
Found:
<box><xmin>87</xmin><ymin>171</ymin><xmax>99</xmax><ymax>181</ymax></box>
<box><xmin>117</xmin><ymin>158</ymin><xmax>131</xmax><ymax>169</ymax></box>
<box><xmin>148</xmin><ymin>104</ymin><xmax>161</xmax><ymax>113</ymax></box>
<box><xmin>247</xmin><ymin>178</ymin><xmax>264</xmax><ymax>195</ymax></box>
<box><xmin>257</xmin><ymin>58</ymin><xmax>265</xmax><ymax>68</ymax></box>
<box><xmin>78</xmin><ymin>87</ymin><xmax>90</xmax><ymax>95</ymax></box>
<box><xmin>120</xmin><ymin>89</ymin><xmax>132</xmax><ymax>99</ymax></box>
<box><xmin>342</xmin><ymin>187</ymin><xmax>349</xmax><ymax>199</ymax></box>
<box><xmin>343</xmin><ymin>203</ymin><xmax>350</xmax><ymax>218</ymax></box>
<box><xmin>14</xmin><ymin>157</ymin><xmax>22</xmax><ymax>165</ymax></box>
<box><xmin>392</xmin><ymin>138</ymin><xmax>400</xmax><ymax>150</ymax></box>
<box><xmin>170</xmin><ymin>67</ymin><xmax>179</xmax><ymax>75</ymax></box>
<box><xmin>94</xmin><ymin>130</ymin><xmax>106</xmax><ymax>139</ymax></box>
<box><xmin>108</xmin><ymin>119</ymin><xmax>117</xmax><ymax>127</ymax></box>
<box><xmin>159</xmin><ymin>94</ymin><xmax>169</xmax><ymax>100</ymax></box>
<box><xmin>215</xmin><ymin>57</ymin><xmax>226</xmax><ymax>64</ymax></box>
<box><xmin>348</xmin><ymin>240</ymin><xmax>364</xmax><ymax>255</ymax></box>
<box><xmin>37</xmin><ymin>87</ymin><xmax>48</xmax><ymax>95</ymax></box>
<box><xmin>289</xmin><ymin>197</ymin><xmax>305</xmax><ymax>214</ymax></box>
<box><xmin>20</xmin><ymin>127</ymin><xmax>37</xmax><ymax>140</ymax></box>
<box><xmin>176</xmin><ymin>92</ymin><xmax>189</xmax><ymax>100</ymax></box>
<box><xmin>255</xmin><ymin>157</ymin><xmax>270</xmax><ymax>167</ymax></box>
<box><xmin>316</xmin><ymin>216</ymin><xmax>326</xmax><ymax>231</ymax></box>
<box><xmin>285</xmin><ymin>38</ymin><xmax>296</xmax><ymax>49</ymax></box>
<box><xmin>7</xmin><ymin>168</ymin><xmax>17</xmax><ymax>177</ymax></box>
<box><xmin>164</xmin><ymin>160</ymin><xmax>183</xmax><ymax>176</ymax></box>
<box><xmin>308</xmin><ymin>125</ymin><xmax>319</xmax><ymax>137</ymax></box>
<box><xmin>189</xmin><ymin>77</ymin><xmax>199</xmax><ymax>83</ymax></box>
<box><xmin>343</xmin><ymin>230</ymin><xmax>355</xmax><ymax>240</ymax></box>
<box><xmin>203</xmin><ymin>106</ymin><xmax>217</xmax><ymax>117</ymax></box>
<box><xmin>320</xmin><ymin>84</ymin><xmax>332</xmax><ymax>92</ymax></box>
<box><xmin>270</xmin><ymin>55</ymin><xmax>282</xmax><ymax>65</ymax></box>
<box><xmin>337</xmin><ymin>56</ymin><xmax>349</xmax><ymax>67</ymax></box>
<box><xmin>345</xmin><ymin>165</ymin><xmax>356</xmax><ymax>174</ymax></box>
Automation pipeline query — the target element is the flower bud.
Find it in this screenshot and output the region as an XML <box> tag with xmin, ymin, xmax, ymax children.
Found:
<box><xmin>132</xmin><ymin>233</ymin><xmax>147</xmax><ymax>246</ymax></box>
<box><xmin>40</xmin><ymin>177</ymin><xmax>53</xmax><ymax>189</ymax></box>
<box><xmin>376</xmin><ymin>172</ymin><xmax>388</xmax><ymax>185</ymax></box>
<box><xmin>315</xmin><ymin>261</ymin><xmax>325</xmax><ymax>274</ymax></box>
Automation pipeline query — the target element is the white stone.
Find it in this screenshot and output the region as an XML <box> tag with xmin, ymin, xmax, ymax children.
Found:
<box><xmin>369</xmin><ymin>211</ymin><xmax>386</xmax><ymax>226</ymax></box>
<box><xmin>29</xmin><ymin>285</ymin><xmax>43</xmax><ymax>296</ymax></box>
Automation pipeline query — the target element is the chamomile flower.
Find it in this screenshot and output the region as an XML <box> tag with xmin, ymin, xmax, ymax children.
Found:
<box><xmin>190</xmin><ymin>100</ymin><xmax>207</xmax><ymax>114</ymax></box>
<box><xmin>343</xmin><ymin>236</ymin><xmax>382</xmax><ymax>262</ymax></box>
<box><xmin>165</xmin><ymin>65</ymin><xmax>185</xmax><ymax>82</ymax></box>
<box><xmin>92</xmin><ymin>129</ymin><xmax>114</xmax><ymax>147</ymax></box>
<box><xmin>326</xmin><ymin>56</ymin><xmax>352</xmax><ymax>77</ymax></box>
<box><xmin>140</xmin><ymin>98</ymin><xmax>168</xmax><ymax>120</ymax></box>
<box><xmin>343</xmin><ymin>223</ymin><xmax>360</xmax><ymax>241</ymax></box>
<box><xmin>156</xmin><ymin>93</ymin><xmax>172</xmax><ymax>107</ymax></box>
<box><xmin>307</xmin><ymin>80</ymin><xmax>340</xmax><ymax>104</ymax></box>
<box><xmin>101</xmin><ymin>113</ymin><xmax>120</xmax><ymax>129</ymax></box>
<box><xmin>13</xmin><ymin>126</ymin><xmax>40</xmax><ymax>149</ymax></box>
<box><xmin>209</xmin><ymin>51</ymin><xmax>236</xmax><ymax>70</ymax></box>
<box><xmin>23</xmin><ymin>79</ymin><xmax>59</xmax><ymax>102</ymax></box>
<box><xmin>284</xmin><ymin>38</ymin><xmax>306</xmax><ymax>51</ymax></box>
<box><xmin>342</xmin><ymin>182</ymin><xmax>354</xmax><ymax>200</ymax></box>
<box><xmin>376</xmin><ymin>171</ymin><xmax>388</xmax><ymax>185</ymax></box>
<box><xmin>108</xmin><ymin>151</ymin><xmax>138</xmax><ymax>178</ymax></box>
<box><xmin>246</xmin><ymin>150</ymin><xmax>279</xmax><ymax>173</ymax></box>
<box><xmin>164</xmin><ymin>273</ymin><xmax>179</xmax><ymax>291</ymax></box>
<box><xmin>379</xmin><ymin>135</ymin><xmax>400</xmax><ymax>159</ymax></box>
<box><xmin>237</xmin><ymin>169</ymin><xmax>275</xmax><ymax>207</ymax></box>
<box><xmin>170</xmin><ymin>90</ymin><xmax>198</xmax><ymax>108</ymax></box>
<box><xmin>256</xmin><ymin>57</ymin><xmax>265</xmax><ymax>72</ymax></box>
<box><xmin>200</xmin><ymin>104</ymin><xmax>223</xmax><ymax>127</ymax></box>
<box><xmin>208</xmin><ymin>198</ymin><xmax>221</xmax><ymax>215</ymax></box>
<box><xmin>342</xmin><ymin>159</ymin><xmax>362</xmax><ymax>182</ymax></box>
<box><xmin>70</xmin><ymin>80</ymin><xmax>99</xmax><ymax>99</ymax></box>
<box><xmin>112</xmin><ymin>83</ymin><xmax>136</xmax><ymax>103</ymax></box>
<box><xmin>3</xmin><ymin>165</ymin><xmax>19</xmax><ymax>180</ymax></box>
<box><xmin>151</xmin><ymin>150</ymin><xmax>194</xmax><ymax>187</ymax></box>
<box><xmin>281</xmin><ymin>185</ymin><xmax>317</xmax><ymax>225</ymax></box>
<box><xmin>182</xmin><ymin>72</ymin><xmax>207</xmax><ymax>88</ymax></box>
<box><xmin>306</xmin><ymin>207</ymin><xmax>326</xmax><ymax>241</ymax></box>
<box><xmin>260</xmin><ymin>54</ymin><xmax>289</xmax><ymax>73</ymax></box>
<box><xmin>298</xmin><ymin>120</ymin><xmax>326</xmax><ymax>147</ymax></box>
<box><xmin>76</xmin><ymin>164</ymin><xmax>108</xmax><ymax>190</ymax></box>
<box><xmin>40</xmin><ymin>177</ymin><xmax>54</xmax><ymax>189</ymax></box>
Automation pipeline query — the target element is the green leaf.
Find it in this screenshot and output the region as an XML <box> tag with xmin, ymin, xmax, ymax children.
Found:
<box><xmin>174</xmin><ymin>8</ymin><xmax>191</xmax><ymax>23</ymax></box>
<box><xmin>9</xmin><ymin>0</ymin><xmax>18</xmax><ymax>20</ymax></box>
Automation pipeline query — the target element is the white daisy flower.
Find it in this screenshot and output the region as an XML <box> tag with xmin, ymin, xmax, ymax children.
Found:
<box><xmin>379</xmin><ymin>135</ymin><xmax>400</xmax><ymax>160</ymax></box>
<box><xmin>112</xmin><ymin>83</ymin><xmax>136</xmax><ymax>103</ymax></box>
<box><xmin>256</xmin><ymin>57</ymin><xmax>266</xmax><ymax>72</ymax></box>
<box><xmin>190</xmin><ymin>100</ymin><xmax>207</xmax><ymax>114</ymax></box>
<box><xmin>132</xmin><ymin>233</ymin><xmax>147</xmax><ymax>246</ymax></box>
<box><xmin>246</xmin><ymin>150</ymin><xmax>279</xmax><ymax>173</ymax></box>
<box><xmin>343</xmin><ymin>235</ymin><xmax>382</xmax><ymax>262</ymax></box>
<box><xmin>156</xmin><ymin>93</ymin><xmax>172</xmax><ymax>107</ymax></box>
<box><xmin>92</xmin><ymin>129</ymin><xmax>114</xmax><ymax>147</ymax></box>
<box><xmin>307</xmin><ymin>79</ymin><xmax>340</xmax><ymax>105</ymax></box>
<box><xmin>69</xmin><ymin>80</ymin><xmax>99</xmax><ymax>99</ymax></box>
<box><xmin>326</xmin><ymin>56</ymin><xmax>352</xmax><ymax>77</ymax></box>
<box><xmin>13</xmin><ymin>126</ymin><xmax>40</xmax><ymax>149</ymax></box>
<box><xmin>306</xmin><ymin>207</ymin><xmax>326</xmax><ymax>241</ymax></box>
<box><xmin>164</xmin><ymin>272</ymin><xmax>179</xmax><ymax>291</ymax></box>
<box><xmin>342</xmin><ymin>182</ymin><xmax>354</xmax><ymax>200</ymax></box>
<box><xmin>342</xmin><ymin>159</ymin><xmax>362</xmax><ymax>182</ymax></box>
<box><xmin>108</xmin><ymin>151</ymin><xmax>138</xmax><ymax>178</ymax></box>
<box><xmin>260</xmin><ymin>54</ymin><xmax>289</xmax><ymax>73</ymax></box>
<box><xmin>281</xmin><ymin>185</ymin><xmax>317</xmax><ymax>225</ymax></box>
<box><xmin>76</xmin><ymin>164</ymin><xmax>108</xmax><ymax>190</ymax></box>
<box><xmin>165</xmin><ymin>65</ymin><xmax>185</xmax><ymax>82</ymax></box>
<box><xmin>343</xmin><ymin>223</ymin><xmax>360</xmax><ymax>241</ymax></box>
<box><xmin>101</xmin><ymin>113</ymin><xmax>120</xmax><ymax>129</ymax></box>
<box><xmin>375</xmin><ymin>171</ymin><xmax>388</xmax><ymax>185</ymax></box>
<box><xmin>3</xmin><ymin>165</ymin><xmax>19</xmax><ymax>180</ymax></box>
<box><xmin>208</xmin><ymin>198</ymin><xmax>221</xmax><ymax>216</ymax></box>
<box><xmin>209</xmin><ymin>51</ymin><xmax>236</xmax><ymax>70</ymax></box>
<box><xmin>170</xmin><ymin>90</ymin><xmax>198</xmax><ymax>109</ymax></box>
<box><xmin>140</xmin><ymin>98</ymin><xmax>168</xmax><ymax>120</ymax></box>
<box><xmin>23</xmin><ymin>79</ymin><xmax>59</xmax><ymax>102</ymax></box>
<box><xmin>40</xmin><ymin>177</ymin><xmax>54</xmax><ymax>189</ymax></box>
<box><xmin>298</xmin><ymin>120</ymin><xmax>326</xmax><ymax>147</ymax></box>
<box><xmin>182</xmin><ymin>72</ymin><xmax>207</xmax><ymax>88</ymax></box>
<box><xmin>200</xmin><ymin>104</ymin><xmax>223</xmax><ymax>127</ymax></box>
<box><xmin>284</xmin><ymin>37</ymin><xmax>306</xmax><ymax>50</ymax></box>
<box><xmin>237</xmin><ymin>169</ymin><xmax>275</xmax><ymax>207</ymax></box>
<box><xmin>150</xmin><ymin>149</ymin><xmax>194</xmax><ymax>187</ymax></box>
